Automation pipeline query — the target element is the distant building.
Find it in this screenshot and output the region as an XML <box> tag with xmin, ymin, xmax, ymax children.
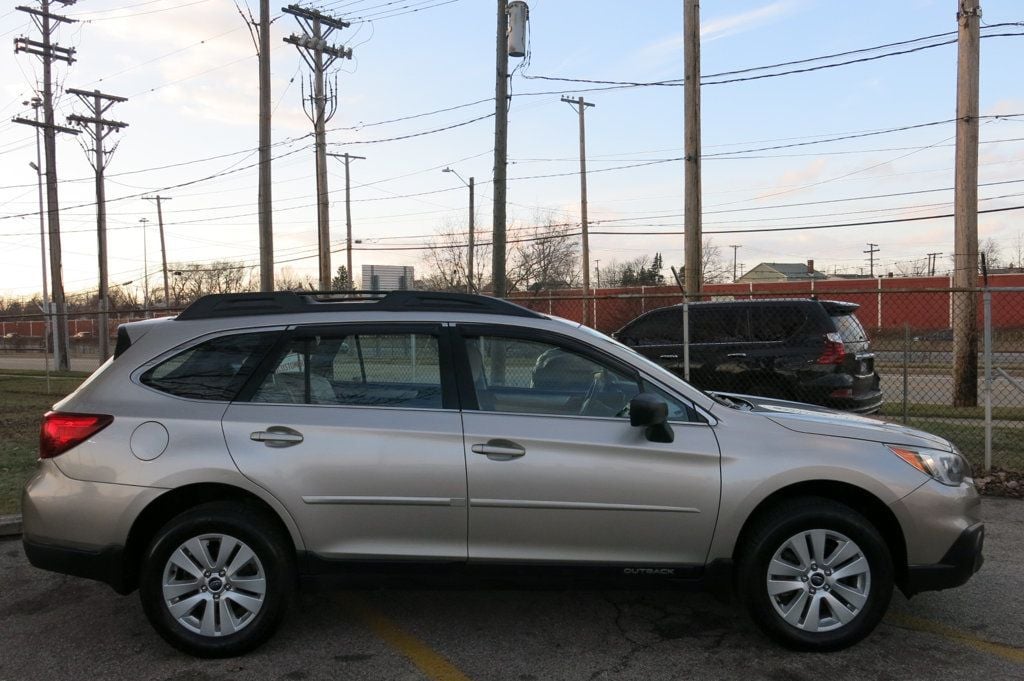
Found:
<box><xmin>737</xmin><ymin>260</ymin><xmax>828</xmax><ymax>283</ymax></box>
<box><xmin>362</xmin><ymin>264</ymin><xmax>414</xmax><ymax>291</ymax></box>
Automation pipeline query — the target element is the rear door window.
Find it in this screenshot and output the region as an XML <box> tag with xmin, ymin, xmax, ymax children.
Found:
<box><xmin>691</xmin><ymin>307</ymin><xmax>750</xmax><ymax>343</ymax></box>
<box><xmin>751</xmin><ymin>306</ymin><xmax>807</xmax><ymax>342</ymax></box>
<box><xmin>252</xmin><ymin>330</ymin><xmax>445</xmax><ymax>409</ymax></box>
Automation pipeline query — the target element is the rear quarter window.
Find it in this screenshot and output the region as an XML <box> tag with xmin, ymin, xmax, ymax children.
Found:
<box><xmin>832</xmin><ymin>313</ymin><xmax>869</xmax><ymax>343</ymax></box>
<box><xmin>140</xmin><ymin>331</ymin><xmax>279</xmax><ymax>401</ymax></box>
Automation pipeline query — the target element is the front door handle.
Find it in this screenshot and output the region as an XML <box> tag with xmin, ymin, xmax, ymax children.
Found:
<box><xmin>250</xmin><ymin>426</ymin><xmax>304</xmax><ymax>448</ymax></box>
<box><xmin>726</xmin><ymin>353</ymin><xmax>747</xmax><ymax>358</ymax></box>
<box><xmin>659</xmin><ymin>354</ymin><xmax>679</xmax><ymax>360</ymax></box>
<box><xmin>471</xmin><ymin>439</ymin><xmax>526</xmax><ymax>461</ymax></box>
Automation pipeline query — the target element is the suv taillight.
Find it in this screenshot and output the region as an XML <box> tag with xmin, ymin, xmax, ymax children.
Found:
<box><xmin>40</xmin><ymin>412</ymin><xmax>113</xmax><ymax>459</ymax></box>
<box><xmin>816</xmin><ymin>332</ymin><xmax>847</xmax><ymax>365</ymax></box>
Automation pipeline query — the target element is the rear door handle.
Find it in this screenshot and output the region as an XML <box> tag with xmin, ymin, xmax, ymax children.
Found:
<box><xmin>726</xmin><ymin>353</ymin><xmax>747</xmax><ymax>358</ymax></box>
<box><xmin>471</xmin><ymin>439</ymin><xmax>526</xmax><ymax>461</ymax></box>
<box><xmin>659</xmin><ymin>354</ymin><xmax>679</xmax><ymax>359</ymax></box>
<box><xmin>250</xmin><ymin>426</ymin><xmax>304</xmax><ymax>448</ymax></box>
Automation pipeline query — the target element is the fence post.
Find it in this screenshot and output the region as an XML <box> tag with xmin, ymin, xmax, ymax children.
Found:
<box><xmin>984</xmin><ymin>287</ymin><xmax>992</xmax><ymax>471</ymax></box>
<box><xmin>682</xmin><ymin>300</ymin><xmax>691</xmax><ymax>382</ymax></box>
<box><xmin>902</xmin><ymin>322</ymin><xmax>909</xmax><ymax>424</ymax></box>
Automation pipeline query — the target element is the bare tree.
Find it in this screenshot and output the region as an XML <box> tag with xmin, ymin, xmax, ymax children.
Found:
<box><xmin>892</xmin><ymin>257</ymin><xmax>929</xmax><ymax>278</ymax></box>
<box><xmin>168</xmin><ymin>261</ymin><xmax>253</xmax><ymax>305</ymax></box>
<box><xmin>507</xmin><ymin>219</ymin><xmax>581</xmax><ymax>293</ymax></box>
<box><xmin>275</xmin><ymin>267</ymin><xmax>317</xmax><ymax>291</ymax></box>
<box><xmin>979</xmin><ymin>236</ymin><xmax>1003</xmax><ymax>271</ymax></box>
<box><xmin>701</xmin><ymin>238</ymin><xmax>730</xmax><ymax>284</ymax></box>
<box><xmin>1011</xmin><ymin>231</ymin><xmax>1024</xmax><ymax>270</ymax></box>
<box><xmin>420</xmin><ymin>219</ymin><xmax>491</xmax><ymax>292</ymax></box>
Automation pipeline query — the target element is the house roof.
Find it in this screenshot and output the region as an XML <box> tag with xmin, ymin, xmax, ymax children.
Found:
<box><xmin>740</xmin><ymin>262</ymin><xmax>828</xmax><ymax>281</ymax></box>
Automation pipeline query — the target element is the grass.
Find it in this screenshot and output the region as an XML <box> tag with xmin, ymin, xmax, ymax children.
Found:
<box><xmin>0</xmin><ymin>370</ymin><xmax>86</xmax><ymax>515</ymax></box>
<box><xmin>878</xmin><ymin>402</ymin><xmax>1024</xmax><ymax>421</ymax></box>
<box><xmin>889</xmin><ymin>418</ymin><xmax>1024</xmax><ymax>472</ymax></box>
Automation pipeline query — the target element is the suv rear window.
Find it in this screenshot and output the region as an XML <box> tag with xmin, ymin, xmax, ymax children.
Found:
<box><xmin>141</xmin><ymin>332</ymin><xmax>279</xmax><ymax>401</ymax></box>
<box><xmin>832</xmin><ymin>313</ymin><xmax>868</xmax><ymax>344</ymax></box>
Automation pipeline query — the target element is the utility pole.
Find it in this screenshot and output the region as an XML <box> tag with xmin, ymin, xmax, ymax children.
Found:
<box><xmin>13</xmin><ymin>0</ymin><xmax>81</xmax><ymax>371</ymax></box>
<box><xmin>259</xmin><ymin>0</ymin><xmax>273</xmax><ymax>291</ymax></box>
<box><xmin>953</xmin><ymin>0</ymin><xmax>981</xmax><ymax>407</ymax></box>
<box><xmin>283</xmin><ymin>3</ymin><xmax>352</xmax><ymax>290</ymax></box>
<box><xmin>595</xmin><ymin>259</ymin><xmax>601</xmax><ymax>288</ymax></box>
<box><xmin>139</xmin><ymin>217</ymin><xmax>150</xmax><ymax>314</ymax></box>
<box><xmin>928</xmin><ymin>252</ymin><xmax>942</xmax><ymax>276</ymax></box>
<box><xmin>328</xmin><ymin>152</ymin><xmax>364</xmax><ymax>289</ymax></box>
<box><xmin>729</xmin><ymin>244</ymin><xmax>741</xmax><ymax>282</ymax></box>
<box><xmin>442</xmin><ymin>167</ymin><xmax>475</xmax><ymax>292</ymax></box>
<box><xmin>142</xmin><ymin>196</ymin><xmax>171</xmax><ymax>310</ymax></box>
<box><xmin>683</xmin><ymin>0</ymin><xmax>703</xmax><ymax>298</ymax></box>
<box><xmin>864</xmin><ymin>243</ymin><xmax>880</xmax><ymax>277</ymax></box>
<box><xmin>68</xmin><ymin>88</ymin><xmax>128</xmax><ymax>361</ymax></box>
<box><xmin>562</xmin><ymin>95</ymin><xmax>595</xmax><ymax>326</ymax></box>
<box><xmin>493</xmin><ymin>0</ymin><xmax>510</xmax><ymax>300</ymax></box>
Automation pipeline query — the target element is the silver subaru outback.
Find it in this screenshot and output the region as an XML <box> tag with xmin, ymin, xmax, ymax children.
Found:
<box><xmin>22</xmin><ymin>291</ymin><xmax>983</xmax><ymax>657</ymax></box>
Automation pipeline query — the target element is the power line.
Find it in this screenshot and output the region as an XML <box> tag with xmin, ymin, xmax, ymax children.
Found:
<box><xmin>520</xmin><ymin>25</ymin><xmax>1024</xmax><ymax>89</ymax></box>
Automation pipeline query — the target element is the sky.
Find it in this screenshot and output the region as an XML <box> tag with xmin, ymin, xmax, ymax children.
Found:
<box><xmin>0</xmin><ymin>0</ymin><xmax>1022</xmax><ymax>299</ymax></box>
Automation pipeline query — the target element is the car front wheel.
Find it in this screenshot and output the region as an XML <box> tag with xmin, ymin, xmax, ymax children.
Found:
<box><xmin>738</xmin><ymin>498</ymin><xmax>894</xmax><ymax>650</ymax></box>
<box><xmin>139</xmin><ymin>502</ymin><xmax>294</xmax><ymax>657</ymax></box>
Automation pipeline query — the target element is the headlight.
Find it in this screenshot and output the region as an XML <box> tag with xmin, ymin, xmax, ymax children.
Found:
<box><xmin>887</xmin><ymin>445</ymin><xmax>971</xmax><ymax>486</ymax></box>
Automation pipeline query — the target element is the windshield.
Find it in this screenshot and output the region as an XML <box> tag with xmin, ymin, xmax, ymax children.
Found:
<box><xmin>550</xmin><ymin>316</ymin><xmax>739</xmax><ymax>409</ymax></box>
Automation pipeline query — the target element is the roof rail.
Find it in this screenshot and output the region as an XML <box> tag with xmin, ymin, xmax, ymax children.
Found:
<box><xmin>175</xmin><ymin>290</ymin><xmax>545</xmax><ymax>321</ymax></box>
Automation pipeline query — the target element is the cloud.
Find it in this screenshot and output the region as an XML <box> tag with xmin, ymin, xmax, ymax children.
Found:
<box><xmin>701</xmin><ymin>1</ymin><xmax>801</xmax><ymax>43</ymax></box>
<box><xmin>634</xmin><ymin>1</ymin><xmax>802</xmax><ymax>72</ymax></box>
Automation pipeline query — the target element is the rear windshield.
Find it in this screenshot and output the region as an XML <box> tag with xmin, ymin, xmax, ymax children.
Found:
<box><xmin>831</xmin><ymin>313</ymin><xmax>868</xmax><ymax>343</ymax></box>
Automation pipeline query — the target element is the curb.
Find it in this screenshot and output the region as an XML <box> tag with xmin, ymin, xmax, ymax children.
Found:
<box><xmin>0</xmin><ymin>514</ymin><xmax>23</xmax><ymax>538</ymax></box>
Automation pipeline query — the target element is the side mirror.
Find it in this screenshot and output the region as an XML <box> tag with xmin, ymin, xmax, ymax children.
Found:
<box><xmin>629</xmin><ymin>393</ymin><xmax>674</xmax><ymax>443</ymax></box>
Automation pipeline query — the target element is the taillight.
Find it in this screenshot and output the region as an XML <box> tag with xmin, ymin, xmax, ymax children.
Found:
<box><xmin>39</xmin><ymin>412</ymin><xmax>113</xmax><ymax>459</ymax></box>
<box><xmin>817</xmin><ymin>332</ymin><xmax>847</xmax><ymax>365</ymax></box>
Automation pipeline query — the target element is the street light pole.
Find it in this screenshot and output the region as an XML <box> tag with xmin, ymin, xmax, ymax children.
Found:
<box><xmin>442</xmin><ymin>167</ymin><xmax>475</xmax><ymax>293</ymax></box>
<box><xmin>139</xmin><ymin>217</ymin><xmax>150</xmax><ymax>315</ymax></box>
<box><xmin>27</xmin><ymin>97</ymin><xmax>50</xmax><ymax>391</ymax></box>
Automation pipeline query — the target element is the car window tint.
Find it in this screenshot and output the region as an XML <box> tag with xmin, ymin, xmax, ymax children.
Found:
<box><xmin>252</xmin><ymin>332</ymin><xmax>443</xmax><ymax>408</ymax></box>
<box><xmin>752</xmin><ymin>306</ymin><xmax>806</xmax><ymax>342</ymax></box>
<box><xmin>619</xmin><ymin>308</ymin><xmax>683</xmax><ymax>345</ymax></box>
<box><xmin>465</xmin><ymin>335</ymin><xmax>640</xmax><ymax>418</ymax></box>
<box><xmin>141</xmin><ymin>332</ymin><xmax>278</xmax><ymax>401</ymax></box>
<box><xmin>832</xmin><ymin>313</ymin><xmax>868</xmax><ymax>344</ymax></box>
<box><xmin>691</xmin><ymin>307</ymin><xmax>750</xmax><ymax>343</ymax></box>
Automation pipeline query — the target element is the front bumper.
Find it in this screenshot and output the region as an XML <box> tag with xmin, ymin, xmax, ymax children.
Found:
<box><xmin>902</xmin><ymin>522</ymin><xmax>984</xmax><ymax>596</ymax></box>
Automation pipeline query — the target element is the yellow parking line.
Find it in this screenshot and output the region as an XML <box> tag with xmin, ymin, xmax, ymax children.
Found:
<box><xmin>343</xmin><ymin>596</ymin><xmax>473</xmax><ymax>681</ymax></box>
<box><xmin>887</xmin><ymin>612</ymin><xmax>1024</xmax><ymax>664</ymax></box>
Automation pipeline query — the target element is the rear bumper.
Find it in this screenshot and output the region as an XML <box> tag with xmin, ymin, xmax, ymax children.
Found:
<box><xmin>22</xmin><ymin>538</ymin><xmax>133</xmax><ymax>594</ymax></box>
<box><xmin>902</xmin><ymin>522</ymin><xmax>985</xmax><ymax>596</ymax></box>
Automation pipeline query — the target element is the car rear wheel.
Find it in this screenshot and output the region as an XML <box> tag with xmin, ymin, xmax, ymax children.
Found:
<box><xmin>139</xmin><ymin>502</ymin><xmax>294</xmax><ymax>657</ymax></box>
<box><xmin>737</xmin><ymin>497</ymin><xmax>893</xmax><ymax>651</ymax></box>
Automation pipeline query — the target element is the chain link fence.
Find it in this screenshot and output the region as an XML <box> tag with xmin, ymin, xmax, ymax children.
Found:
<box><xmin>511</xmin><ymin>285</ymin><xmax>1024</xmax><ymax>473</ymax></box>
<box><xmin>2</xmin><ymin>284</ymin><xmax>1023</xmax><ymax>472</ymax></box>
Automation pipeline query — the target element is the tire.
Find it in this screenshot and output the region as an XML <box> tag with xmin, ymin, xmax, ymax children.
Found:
<box><xmin>736</xmin><ymin>497</ymin><xmax>893</xmax><ymax>651</ymax></box>
<box><xmin>139</xmin><ymin>502</ymin><xmax>295</xmax><ymax>658</ymax></box>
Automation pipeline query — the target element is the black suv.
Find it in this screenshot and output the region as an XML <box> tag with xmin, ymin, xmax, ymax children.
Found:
<box><xmin>615</xmin><ymin>298</ymin><xmax>883</xmax><ymax>413</ymax></box>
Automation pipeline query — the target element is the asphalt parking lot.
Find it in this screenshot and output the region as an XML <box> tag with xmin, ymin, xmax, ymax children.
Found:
<box><xmin>1</xmin><ymin>498</ymin><xmax>1022</xmax><ymax>681</ymax></box>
